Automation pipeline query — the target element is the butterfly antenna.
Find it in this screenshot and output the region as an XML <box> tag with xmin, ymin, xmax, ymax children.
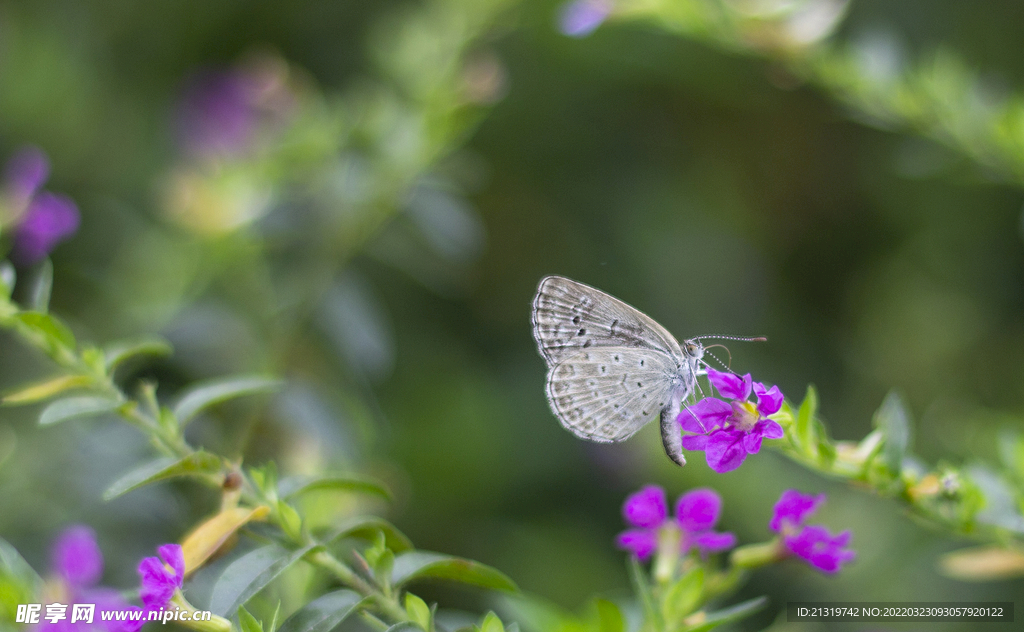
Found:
<box><xmin>696</xmin><ymin>334</ymin><xmax>768</xmax><ymax>343</ymax></box>
<box><xmin>703</xmin><ymin>344</ymin><xmax>732</xmax><ymax>369</ymax></box>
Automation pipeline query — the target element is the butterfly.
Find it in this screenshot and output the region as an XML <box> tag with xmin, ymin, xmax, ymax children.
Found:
<box><xmin>532</xmin><ymin>276</ymin><xmax>766</xmax><ymax>466</ymax></box>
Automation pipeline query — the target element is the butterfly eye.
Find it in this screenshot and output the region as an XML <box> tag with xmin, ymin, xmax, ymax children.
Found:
<box><xmin>685</xmin><ymin>342</ymin><xmax>702</xmax><ymax>357</ymax></box>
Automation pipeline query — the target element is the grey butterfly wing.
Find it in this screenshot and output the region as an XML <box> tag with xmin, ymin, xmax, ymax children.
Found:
<box><xmin>532</xmin><ymin>276</ymin><xmax>684</xmax><ymax>368</ymax></box>
<box><xmin>545</xmin><ymin>347</ymin><xmax>684</xmax><ymax>443</ymax></box>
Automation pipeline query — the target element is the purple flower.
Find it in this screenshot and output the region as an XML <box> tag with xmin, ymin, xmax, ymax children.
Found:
<box><xmin>35</xmin><ymin>526</ymin><xmax>143</xmax><ymax>632</ymax></box>
<box><xmin>679</xmin><ymin>369</ymin><xmax>785</xmax><ymax>473</ymax></box>
<box><xmin>137</xmin><ymin>544</ymin><xmax>184</xmax><ymax>610</ymax></box>
<box><xmin>616</xmin><ymin>485</ymin><xmax>736</xmax><ymax>561</ymax></box>
<box><xmin>176</xmin><ymin>70</ymin><xmax>261</xmax><ymax>158</ymax></box>
<box><xmin>558</xmin><ymin>0</ymin><xmax>612</xmax><ymax>37</ymax></box>
<box><xmin>2</xmin><ymin>147</ymin><xmax>80</xmax><ymax>264</ymax></box>
<box><xmin>4</xmin><ymin>146</ymin><xmax>49</xmax><ymax>206</ymax></box>
<box><xmin>770</xmin><ymin>490</ymin><xmax>855</xmax><ymax>574</ymax></box>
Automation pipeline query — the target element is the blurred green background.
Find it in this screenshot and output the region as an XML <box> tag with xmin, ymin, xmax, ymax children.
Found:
<box><xmin>1</xmin><ymin>0</ymin><xmax>1023</xmax><ymax>629</ymax></box>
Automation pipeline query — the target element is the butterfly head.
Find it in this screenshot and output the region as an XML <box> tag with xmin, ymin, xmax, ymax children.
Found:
<box><xmin>683</xmin><ymin>339</ymin><xmax>704</xmax><ymax>360</ymax></box>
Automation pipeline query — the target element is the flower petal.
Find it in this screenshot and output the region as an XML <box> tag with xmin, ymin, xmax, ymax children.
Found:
<box><xmin>680</xmin><ymin>398</ymin><xmax>731</xmax><ymax>432</ymax></box>
<box><xmin>622</xmin><ymin>485</ymin><xmax>668</xmax><ymax>528</ymax></box>
<box><xmin>682</xmin><ymin>434</ymin><xmax>709</xmax><ymax>451</ymax></box>
<box><xmin>693</xmin><ymin>531</ymin><xmax>736</xmax><ymax>554</ymax></box>
<box><xmin>158</xmin><ymin>544</ymin><xmax>185</xmax><ymax>584</ymax></box>
<box><xmin>138</xmin><ymin>556</ymin><xmax>176</xmax><ymax>608</ymax></box>
<box><xmin>742</xmin><ymin>430</ymin><xmax>763</xmax><ymax>454</ymax></box>
<box><xmin>760</xmin><ymin>419</ymin><xmax>784</xmax><ymax>440</ymax></box>
<box><xmin>707</xmin><ymin>369</ymin><xmax>752</xmax><ymax>401</ymax></box>
<box><xmin>558</xmin><ymin>0</ymin><xmax>612</xmax><ymax>37</ymax></box>
<box><xmin>51</xmin><ymin>525</ymin><xmax>103</xmax><ymax>588</ymax></box>
<box><xmin>753</xmin><ymin>383</ymin><xmax>784</xmax><ymax>415</ymax></box>
<box><xmin>615</xmin><ymin>529</ymin><xmax>657</xmax><ymax>561</ymax></box>
<box><xmin>13</xmin><ymin>192</ymin><xmax>80</xmax><ymax>264</ymax></box>
<box><xmin>704</xmin><ymin>430</ymin><xmax>748</xmax><ymax>473</ymax></box>
<box><xmin>4</xmin><ymin>146</ymin><xmax>49</xmax><ymax>201</ymax></box>
<box><xmin>675</xmin><ymin>488</ymin><xmax>722</xmax><ymax>532</ymax></box>
<box><xmin>769</xmin><ymin>489</ymin><xmax>826</xmax><ymax>532</ymax></box>
<box><xmin>783</xmin><ymin>525</ymin><xmax>856</xmax><ymax>574</ymax></box>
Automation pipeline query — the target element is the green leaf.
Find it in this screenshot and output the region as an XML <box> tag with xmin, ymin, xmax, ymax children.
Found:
<box><xmin>325</xmin><ymin>516</ymin><xmax>413</xmax><ymax>553</ymax></box>
<box><xmin>277</xmin><ymin>501</ymin><xmax>303</xmax><ymax>541</ymax></box>
<box><xmin>405</xmin><ymin>593</ymin><xmax>431</xmax><ymax>630</ymax></box>
<box><xmin>479</xmin><ymin>612</ymin><xmax>504</xmax><ymax>632</ymax></box>
<box><xmin>39</xmin><ymin>395</ymin><xmax>120</xmax><ymax>426</ymax></box>
<box><xmin>795</xmin><ymin>385</ymin><xmax>818</xmax><ymax>455</ymax></box>
<box><xmin>279</xmin><ymin>473</ymin><xmax>392</xmax><ymax>502</ymax></box>
<box><xmin>174</xmin><ymin>375</ymin><xmax>281</xmax><ymax>426</ymax></box>
<box><xmin>683</xmin><ymin>596</ymin><xmax>767</xmax><ymax>632</ymax></box>
<box><xmin>3</xmin><ymin>374</ymin><xmax>95</xmax><ymax>405</ymax></box>
<box><xmin>594</xmin><ymin>600</ymin><xmax>625</xmax><ymax>632</ymax></box>
<box><xmin>276</xmin><ymin>590</ymin><xmax>362</xmax><ymax>632</ymax></box>
<box><xmin>14</xmin><ymin>311</ymin><xmax>75</xmax><ymax>352</ymax></box>
<box><xmin>814</xmin><ymin>418</ymin><xmax>836</xmax><ymax>465</ymax></box>
<box><xmin>102</xmin><ymin>452</ymin><xmax>223</xmax><ymax>500</ymax></box>
<box><xmin>872</xmin><ymin>390</ymin><xmax>911</xmax><ymax>475</ymax></box>
<box><xmin>211</xmin><ymin>544</ymin><xmax>318</xmax><ymax>617</ymax></box>
<box><xmin>0</xmin><ymin>536</ymin><xmax>43</xmax><ymax>589</ymax></box>
<box><xmin>268</xmin><ymin>602</ymin><xmax>282</xmax><ymax>632</ymax></box>
<box><xmin>104</xmin><ymin>337</ymin><xmax>173</xmax><ymax>372</ymax></box>
<box><xmin>0</xmin><ymin>261</ymin><xmax>16</xmax><ymax>298</ymax></box>
<box><xmin>661</xmin><ymin>567</ymin><xmax>703</xmax><ymax>629</ymax></box>
<box><xmin>27</xmin><ymin>259</ymin><xmax>53</xmax><ymax>312</ymax></box>
<box><xmin>238</xmin><ymin>607</ymin><xmax>264</xmax><ymax>632</ymax></box>
<box><xmin>627</xmin><ymin>557</ymin><xmax>660</xmax><ymax>631</ymax></box>
<box><xmin>391</xmin><ymin>552</ymin><xmax>518</xmax><ymax>592</ymax></box>
<box><xmin>385</xmin><ymin>624</ymin><xmax>422</xmax><ymax>632</ymax></box>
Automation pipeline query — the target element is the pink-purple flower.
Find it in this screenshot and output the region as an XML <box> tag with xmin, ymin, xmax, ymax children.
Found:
<box><xmin>137</xmin><ymin>544</ymin><xmax>184</xmax><ymax>611</ymax></box>
<box><xmin>2</xmin><ymin>147</ymin><xmax>80</xmax><ymax>264</ymax></box>
<box><xmin>770</xmin><ymin>490</ymin><xmax>855</xmax><ymax>574</ymax></box>
<box><xmin>616</xmin><ymin>485</ymin><xmax>736</xmax><ymax>561</ymax></box>
<box><xmin>35</xmin><ymin>526</ymin><xmax>143</xmax><ymax>632</ymax></box>
<box><xmin>558</xmin><ymin>0</ymin><xmax>612</xmax><ymax>37</ymax></box>
<box><xmin>679</xmin><ymin>369</ymin><xmax>785</xmax><ymax>473</ymax></box>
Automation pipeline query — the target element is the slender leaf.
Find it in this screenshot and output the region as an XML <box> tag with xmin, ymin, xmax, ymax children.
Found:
<box><xmin>683</xmin><ymin>596</ymin><xmax>767</xmax><ymax>632</ymax></box>
<box><xmin>873</xmin><ymin>390</ymin><xmax>911</xmax><ymax>475</ymax></box>
<box><xmin>27</xmin><ymin>259</ymin><xmax>53</xmax><ymax>312</ymax></box>
<box><xmin>239</xmin><ymin>607</ymin><xmax>264</xmax><ymax>632</ymax></box>
<box><xmin>795</xmin><ymin>385</ymin><xmax>818</xmax><ymax>455</ymax></box>
<box><xmin>627</xmin><ymin>557</ymin><xmax>660</xmax><ymax>630</ymax></box>
<box><xmin>405</xmin><ymin>593</ymin><xmax>431</xmax><ymax>631</ymax></box>
<box><xmin>594</xmin><ymin>600</ymin><xmax>625</xmax><ymax>632</ymax></box>
<box><xmin>276</xmin><ymin>590</ymin><xmax>362</xmax><ymax>632</ymax></box>
<box><xmin>14</xmin><ymin>311</ymin><xmax>75</xmax><ymax>351</ymax></box>
<box><xmin>0</xmin><ymin>261</ymin><xmax>16</xmax><ymax>297</ymax></box>
<box><xmin>662</xmin><ymin>568</ymin><xmax>703</xmax><ymax>628</ymax></box>
<box><xmin>211</xmin><ymin>544</ymin><xmax>317</xmax><ymax>616</ymax></box>
<box><xmin>479</xmin><ymin>612</ymin><xmax>504</xmax><ymax>632</ymax></box>
<box><xmin>104</xmin><ymin>337</ymin><xmax>173</xmax><ymax>372</ymax></box>
<box><xmin>385</xmin><ymin>624</ymin><xmax>422</xmax><ymax>632</ymax></box>
<box><xmin>3</xmin><ymin>375</ymin><xmax>94</xmax><ymax>405</ymax></box>
<box><xmin>325</xmin><ymin>516</ymin><xmax>413</xmax><ymax>553</ymax></box>
<box><xmin>392</xmin><ymin>551</ymin><xmax>517</xmax><ymax>592</ymax></box>
<box><xmin>103</xmin><ymin>452</ymin><xmax>223</xmax><ymax>501</ymax></box>
<box><xmin>279</xmin><ymin>474</ymin><xmax>391</xmax><ymax>501</ymax></box>
<box><xmin>0</xmin><ymin>536</ymin><xmax>43</xmax><ymax>588</ymax></box>
<box><xmin>39</xmin><ymin>395</ymin><xmax>120</xmax><ymax>426</ymax></box>
<box><xmin>174</xmin><ymin>375</ymin><xmax>281</xmax><ymax>426</ymax></box>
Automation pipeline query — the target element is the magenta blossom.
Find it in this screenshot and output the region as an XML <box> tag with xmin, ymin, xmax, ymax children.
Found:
<box><xmin>558</xmin><ymin>0</ymin><xmax>612</xmax><ymax>37</ymax></box>
<box><xmin>2</xmin><ymin>147</ymin><xmax>80</xmax><ymax>264</ymax></box>
<box><xmin>770</xmin><ymin>490</ymin><xmax>855</xmax><ymax>574</ymax></box>
<box><xmin>35</xmin><ymin>526</ymin><xmax>143</xmax><ymax>632</ymax></box>
<box><xmin>137</xmin><ymin>544</ymin><xmax>184</xmax><ymax>611</ymax></box>
<box><xmin>616</xmin><ymin>485</ymin><xmax>736</xmax><ymax>561</ymax></box>
<box><xmin>679</xmin><ymin>369</ymin><xmax>785</xmax><ymax>473</ymax></box>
